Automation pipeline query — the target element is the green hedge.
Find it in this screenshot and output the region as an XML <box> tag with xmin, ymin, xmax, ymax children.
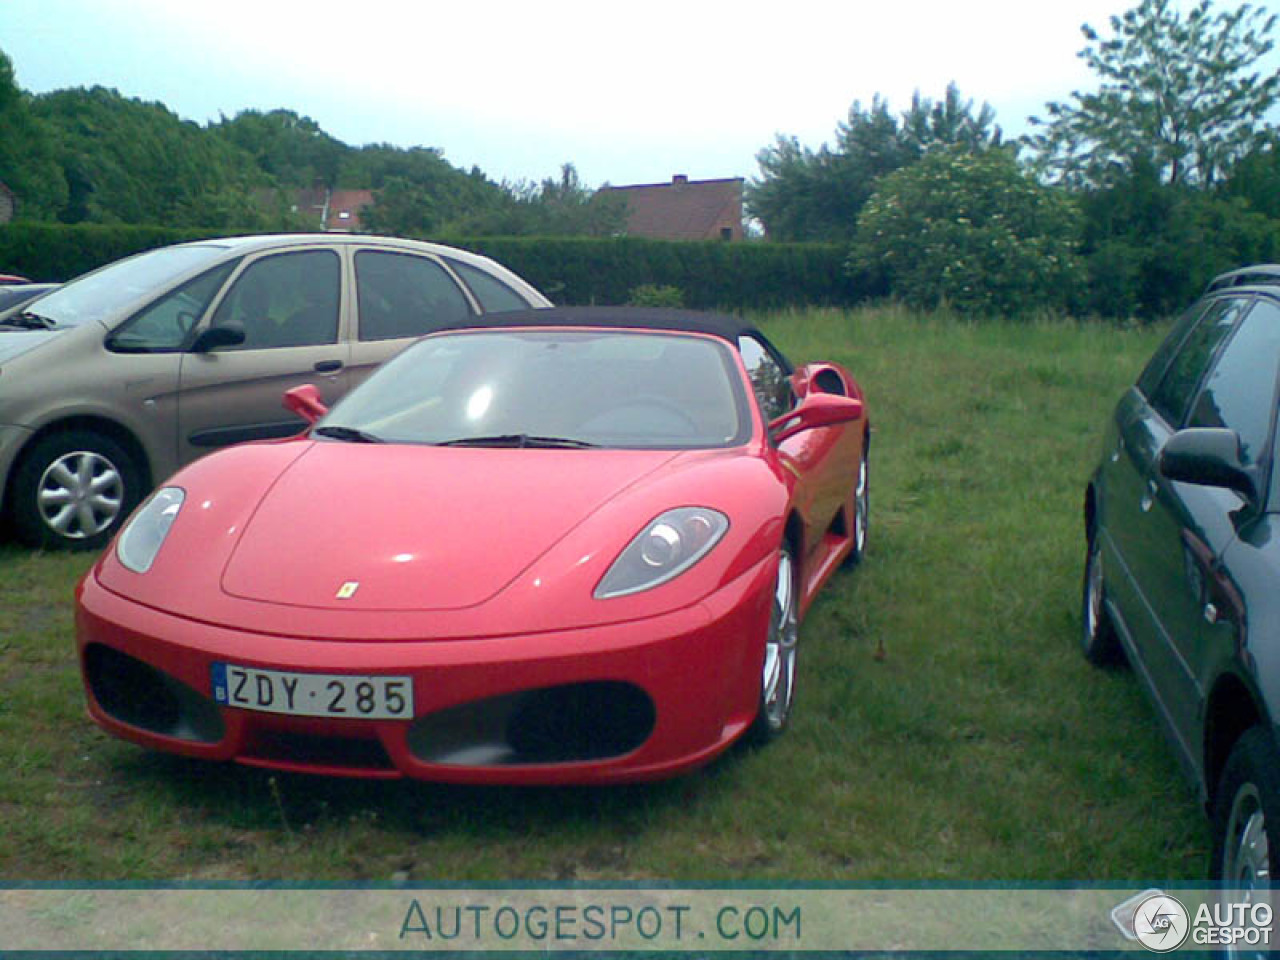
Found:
<box><xmin>0</xmin><ymin>222</ymin><xmax>859</xmax><ymax>310</ymax></box>
<box><xmin>450</xmin><ymin>235</ymin><xmax>858</xmax><ymax>309</ymax></box>
<box><xmin>0</xmin><ymin>222</ymin><xmax>226</xmax><ymax>282</ymax></box>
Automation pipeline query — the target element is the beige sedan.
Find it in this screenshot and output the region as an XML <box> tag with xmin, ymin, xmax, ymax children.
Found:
<box><xmin>0</xmin><ymin>234</ymin><xmax>550</xmax><ymax>549</ymax></box>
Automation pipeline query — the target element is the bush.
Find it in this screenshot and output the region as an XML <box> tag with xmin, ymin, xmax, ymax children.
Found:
<box><xmin>850</xmin><ymin>148</ymin><xmax>1085</xmax><ymax>317</ymax></box>
<box><xmin>627</xmin><ymin>284</ymin><xmax>685</xmax><ymax>307</ymax></box>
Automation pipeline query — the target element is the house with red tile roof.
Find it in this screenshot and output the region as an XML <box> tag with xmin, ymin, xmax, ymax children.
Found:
<box><xmin>324</xmin><ymin>189</ymin><xmax>375</xmax><ymax>232</ymax></box>
<box><xmin>600</xmin><ymin>175</ymin><xmax>744</xmax><ymax>241</ymax></box>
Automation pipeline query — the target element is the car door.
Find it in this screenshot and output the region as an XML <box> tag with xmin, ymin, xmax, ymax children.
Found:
<box><xmin>176</xmin><ymin>247</ymin><xmax>348</xmax><ymax>460</ymax></box>
<box><xmin>347</xmin><ymin>249</ymin><xmax>478</xmax><ymax>390</ymax></box>
<box><xmin>1157</xmin><ymin>297</ymin><xmax>1280</xmax><ymax>745</ymax></box>
<box><xmin>98</xmin><ymin>260</ymin><xmax>243</xmax><ymax>484</ymax></box>
<box><xmin>740</xmin><ymin>334</ymin><xmax>852</xmax><ymax>560</ymax></box>
<box><xmin>1112</xmin><ymin>296</ymin><xmax>1259</xmax><ymax>755</ymax></box>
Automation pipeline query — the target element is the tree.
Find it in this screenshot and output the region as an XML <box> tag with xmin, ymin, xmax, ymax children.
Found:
<box><xmin>850</xmin><ymin>147</ymin><xmax>1085</xmax><ymax>316</ymax></box>
<box><xmin>456</xmin><ymin>163</ymin><xmax>628</xmax><ymax>237</ymax></box>
<box><xmin>748</xmin><ymin>84</ymin><xmax>1001</xmax><ymax>242</ymax></box>
<box><xmin>0</xmin><ymin>47</ymin><xmax>68</xmax><ymax>218</ymax></box>
<box><xmin>1027</xmin><ymin>0</ymin><xmax>1280</xmax><ymax>187</ymax></box>
<box><xmin>211</xmin><ymin>109</ymin><xmax>345</xmax><ymax>188</ymax></box>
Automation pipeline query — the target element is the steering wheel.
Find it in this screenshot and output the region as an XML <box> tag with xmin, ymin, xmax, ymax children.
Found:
<box><xmin>581</xmin><ymin>395</ymin><xmax>700</xmax><ymax>436</ymax></box>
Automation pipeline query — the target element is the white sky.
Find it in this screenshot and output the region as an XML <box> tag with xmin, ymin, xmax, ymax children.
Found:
<box><xmin>3</xmin><ymin>0</ymin><xmax>1278</xmax><ymax>188</ymax></box>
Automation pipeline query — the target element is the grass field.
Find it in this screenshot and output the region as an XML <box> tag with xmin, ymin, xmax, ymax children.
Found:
<box><xmin>0</xmin><ymin>306</ymin><xmax>1207</xmax><ymax>883</ymax></box>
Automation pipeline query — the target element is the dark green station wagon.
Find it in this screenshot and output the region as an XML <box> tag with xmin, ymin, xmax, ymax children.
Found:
<box><xmin>1084</xmin><ymin>264</ymin><xmax>1280</xmax><ymax>888</ymax></box>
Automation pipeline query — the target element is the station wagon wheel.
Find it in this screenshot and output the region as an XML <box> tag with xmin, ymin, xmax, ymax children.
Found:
<box><xmin>751</xmin><ymin>545</ymin><xmax>799</xmax><ymax>742</ymax></box>
<box><xmin>1212</xmin><ymin>728</ymin><xmax>1280</xmax><ymax>952</ymax></box>
<box><xmin>1081</xmin><ymin>533</ymin><xmax>1123</xmax><ymax>666</ymax></box>
<box><xmin>10</xmin><ymin>430</ymin><xmax>143</xmax><ymax>551</ymax></box>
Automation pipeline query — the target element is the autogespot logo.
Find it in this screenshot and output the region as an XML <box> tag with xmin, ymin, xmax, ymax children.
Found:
<box><xmin>1132</xmin><ymin>893</ymin><xmax>1190</xmax><ymax>952</ymax></box>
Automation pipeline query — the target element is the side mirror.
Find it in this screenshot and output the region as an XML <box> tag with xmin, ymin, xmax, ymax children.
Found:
<box><xmin>1158</xmin><ymin>428</ymin><xmax>1256</xmax><ymax>500</ymax></box>
<box><xmin>190</xmin><ymin>322</ymin><xmax>246</xmax><ymax>353</ymax></box>
<box><xmin>282</xmin><ymin>384</ymin><xmax>328</xmax><ymax>424</ymax></box>
<box><xmin>769</xmin><ymin>393</ymin><xmax>863</xmax><ymax>444</ymax></box>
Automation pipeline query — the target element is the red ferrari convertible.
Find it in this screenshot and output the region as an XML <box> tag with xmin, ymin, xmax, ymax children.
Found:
<box><xmin>76</xmin><ymin>308</ymin><xmax>870</xmax><ymax>784</ymax></box>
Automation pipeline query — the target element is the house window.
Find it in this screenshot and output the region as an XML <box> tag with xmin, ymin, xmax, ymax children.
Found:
<box><xmin>338</xmin><ymin>211</ymin><xmax>351</xmax><ymax>220</ymax></box>
<box><xmin>720</xmin><ymin>227</ymin><xmax>732</xmax><ymax>241</ymax></box>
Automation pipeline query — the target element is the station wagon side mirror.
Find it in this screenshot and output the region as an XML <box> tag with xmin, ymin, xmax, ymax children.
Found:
<box><xmin>769</xmin><ymin>393</ymin><xmax>863</xmax><ymax>444</ymax></box>
<box><xmin>282</xmin><ymin>384</ymin><xmax>328</xmax><ymax>424</ymax></box>
<box><xmin>1158</xmin><ymin>428</ymin><xmax>1256</xmax><ymax>500</ymax></box>
<box><xmin>190</xmin><ymin>321</ymin><xmax>246</xmax><ymax>353</ymax></box>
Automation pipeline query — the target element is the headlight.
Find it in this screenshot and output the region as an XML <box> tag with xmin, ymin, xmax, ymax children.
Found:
<box><xmin>116</xmin><ymin>487</ymin><xmax>185</xmax><ymax>573</ymax></box>
<box><xmin>595</xmin><ymin>507</ymin><xmax>729</xmax><ymax>599</ymax></box>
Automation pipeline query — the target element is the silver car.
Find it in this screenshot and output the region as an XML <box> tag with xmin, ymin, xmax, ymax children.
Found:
<box><xmin>0</xmin><ymin>234</ymin><xmax>550</xmax><ymax>549</ymax></box>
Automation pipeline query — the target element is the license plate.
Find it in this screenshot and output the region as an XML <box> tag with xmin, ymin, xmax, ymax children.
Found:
<box><xmin>211</xmin><ymin>663</ymin><xmax>414</xmax><ymax>720</ymax></box>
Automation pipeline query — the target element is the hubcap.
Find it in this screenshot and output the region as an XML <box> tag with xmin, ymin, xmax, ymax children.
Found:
<box><xmin>36</xmin><ymin>451</ymin><xmax>124</xmax><ymax>539</ymax></box>
<box><xmin>854</xmin><ymin>456</ymin><xmax>868</xmax><ymax>553</ymax></box>
<box><xmin>761</xmin><ymin>550</ymin><xmax>798</xmax><ymax>729</ymax></box>
<box><xmin>1085</xmin><ymin>543</ymin><xmax>1104</xmax><ymax>644</ymax></box>
<box><xmin>1224</xmin><ymin>783</ymin><xmax>1271</xmax><ymax>891</ymax></box>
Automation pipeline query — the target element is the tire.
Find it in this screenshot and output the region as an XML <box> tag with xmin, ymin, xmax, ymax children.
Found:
<box><xmin>1082</xmin><ymin>532</ymin><xmax>1123</xmax><ymax>666</ymax></box>
<box><xmin>10</xmin><ymin>430</ymin><xmax>143</xmax><ymax>551</ymax></box>
<box><xmin>1212</xmin><ymin>728</ymin><xmax>1280</xmax><ymax>897</ymax></box>
<box><xmin>750</xmin><ymin>544</ymin><xmax>799</xmax><ymax>743</ymax></box>
<box><xmin>843</xmin><ymin>446</ymin><xmax>869</xmax><ymax>568</ymax></box>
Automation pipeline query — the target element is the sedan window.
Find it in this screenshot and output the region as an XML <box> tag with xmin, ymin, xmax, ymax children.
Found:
<box><xmin>355</xmin><ymin>251</ymin><xmax>473</xmax><ymax>341</ymax></box>
<box><xmin>210</xmin><ymin>250</ymin><xmax>340</xmax><ymax>350</ymax></box>
<box><xmin>109</xmin><ymin>263</ymin><xmax>237</xmax><ymax>353</ymax></box>
<box><xmin>24</xmin><ymin>244</ymin><xmax>232</xmax><ymax>329</ymax></box>
<box><xmin>1149</xmin><ymin>297</ymin><xmax>1250</xmax><ymax>427</ymax></box>
<box><xmin>1186</xmin><ymin>299</ymin><xmax>1280</xmax><ymax>467</ymax></box>
<box><xmin>446</xmin><ymin>258</ymin><xmax>532</xmax><ymax>313</ymax></box>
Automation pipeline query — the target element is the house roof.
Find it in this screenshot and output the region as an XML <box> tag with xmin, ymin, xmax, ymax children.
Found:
<box><xmin>601</xmin><ymin>175</ymin><xmax>742</xmax><ymax>240</ymax></box>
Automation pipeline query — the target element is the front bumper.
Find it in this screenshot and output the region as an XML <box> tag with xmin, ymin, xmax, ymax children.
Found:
<box><xmin>75</xmin><ymin>553</ymin><xmax>775</xmax><ymax>785</ymax></box>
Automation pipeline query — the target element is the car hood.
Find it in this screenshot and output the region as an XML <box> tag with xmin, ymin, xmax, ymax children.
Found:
<box><xmin>219</xmin><ymin>442</ymin><xmax>681</xmax><ymax>611</ymax></box>
<box><xmin>0</xmin><ymin>328</ymin><xmax>67</xmax><ymax>364</ymax></box>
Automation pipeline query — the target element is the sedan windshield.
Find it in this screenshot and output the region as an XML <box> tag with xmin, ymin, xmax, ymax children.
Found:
<box><xmin>321</xmin><ymin>329</ymin><xmax>751</xmax><ymax>449</ymax></box>
<box><xmin>20</xmin><ymin>244</ymin><xmax>231</xmax><ymax>329</ymax></box>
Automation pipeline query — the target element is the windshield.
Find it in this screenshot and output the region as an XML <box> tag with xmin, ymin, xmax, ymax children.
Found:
<box><xmin>22</xmin><ymin>244</ymin><xmax>231</xmax><ymax>329</ymax></box>
<box><xmin>321</xmin><ymin>329</ymin><xmax>751</xmax><ymax>449</ymax></box>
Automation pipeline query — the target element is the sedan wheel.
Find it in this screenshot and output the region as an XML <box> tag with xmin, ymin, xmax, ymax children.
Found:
<box><xmin>1081</xmin><ymin>533</ymin><xmax>1122</xmax><ymax>665</ymax></box>
<box><xmin>1212</xmin><ymin>729</ymin><xmax>1280</xmax><ymax>958</ymax></box>
<box><xmin>751</xmin><ymin>545</ymin><xmax>799</xmax><ymax>742</ymax></box>
<box><xmin>11</xmin><ymin>431</ymin><xmax>142</xmax><ymax>550</ymax></box>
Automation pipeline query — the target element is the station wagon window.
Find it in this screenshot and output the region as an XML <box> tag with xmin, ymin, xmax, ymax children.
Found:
<box><xmin>1186</xmin><ymin>299</ymin><xmax>1280</xmax><ymax>467</ymax></box>
<box><xmin>109</xmin><ymin>261</ymin><xmax>237</xmax><ymax>353</ymax></box>
<box><xmin>210</xmin><ymin>250</ymin><xmax>340</xmax><ymax>349</ymax></box>
<box><xmin>738</xmin><ymin>335</ymin><xmax>792</xmax><ymax>422</ymax></box>
<box><xmin>445</xmin><ymin>258</ymin><xmax>531</xmax><ymax>313</ymax></box>
<box><xmin>355</xmin><ymin>251</ymin><xmax>473</xmax><ymax>341</ymax></box>
<box><xmin>1149</xmin><ymin>297</ymin><xmax>1250</xmax><ymax>427</ymax></box>
<box><xmin>1136</xmin><ymin>300</ymin><xmax>1207</xmax><ymax>398</ymax></box>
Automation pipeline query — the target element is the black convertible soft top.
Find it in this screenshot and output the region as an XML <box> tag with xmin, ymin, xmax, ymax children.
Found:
<box><xmin>437</xmin><ymin>306</ymin><xmax>765</xmax><ymax>346</ymax></box>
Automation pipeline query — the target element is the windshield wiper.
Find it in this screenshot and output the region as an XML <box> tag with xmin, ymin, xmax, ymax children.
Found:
<box><xmin>0</xmin><ymin>311</ymin><xmax>57</xmax><ymax>330</ymax></box>
<box><xmin>313</xmin><ymin>425</ymin><xmax>384</xmax><ymax>444</ymax></box>
<box><xmin>437</xmin><ymin>433</ymin><xmax>597</xmax><ymax>449</ymax></box>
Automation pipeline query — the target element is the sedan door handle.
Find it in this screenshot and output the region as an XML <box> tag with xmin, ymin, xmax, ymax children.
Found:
<box><xmin>314</xmin><ymin>360</ymin><xmax>343</xmax><ymax>373</ymax></box>
<box><xmin>1140</xmin><ymin>480</ymin><xmax>1156</xmax><ymax>513</ymax></box>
